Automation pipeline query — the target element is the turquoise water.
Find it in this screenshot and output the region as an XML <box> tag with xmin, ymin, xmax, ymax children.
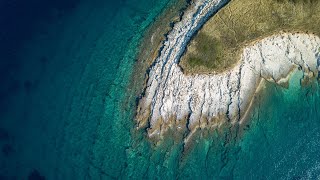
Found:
<box><xmin>1</xmin><ymin>0</ymin><xmax>320</xmax><ymax>179</ymax></box>
<box><xmin>169</xmin><ymin>70</ymin><xmax>320</xmax><ymax>179</ymax></box>
<box><xmin>124</xmin><ymin>70</ymin><xmax>320</xmax><ymax>179</ymax></box>
<box><xmin>233</xmin><ymin>71</ymin><xmax>320</xmax><ymax>179</ymax></box>
<box><xmin>0</xmin><ymin>0</ymin><xmax>178</xmax><ymax>178</ymax></box>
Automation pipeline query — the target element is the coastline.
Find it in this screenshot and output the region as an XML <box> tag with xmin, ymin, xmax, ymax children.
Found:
<box><xmin>127</xmin><ymin>0</ymin><xmax>189</xmax><ymax>110</ymax></box>
<box><xmin>123</xmin><ymin>0</ymin><xmax>191</xmax><ymax>146</ymax></box>
<box><xmin>135</xmin><ymin>0</ymin><xmax>234</xmax><ymax>143</ymax></box>
<box><xmin>136</xmin><ymin>30</ymin><xmax>320</xmax><ymax>145</ymax></box>
<box><xmin>180</xmin><ymin>30</ymin><xmax>319</xmax><ymax>76</ymax></box>
<box><xmin>133</xmin><ymin>0</ymin><xmax>320</xmax><ymax>148</ymax></box>
<box><xmin>180</xmin><ymin>0</ymin><xmax>320</xmax><ymax>75</ymax></box>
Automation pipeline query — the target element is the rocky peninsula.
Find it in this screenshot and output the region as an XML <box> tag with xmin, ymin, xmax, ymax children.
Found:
<box><xmin>136</xmin><ymin>0</ymin><xmax>320</xmax><ymax>143</ymax></box>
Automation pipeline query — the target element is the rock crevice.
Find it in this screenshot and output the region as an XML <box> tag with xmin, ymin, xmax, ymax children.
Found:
<box><xmin>136</xmin><ymin>0</ymin><xmax>320</xmax><ymax>142</ymax></box>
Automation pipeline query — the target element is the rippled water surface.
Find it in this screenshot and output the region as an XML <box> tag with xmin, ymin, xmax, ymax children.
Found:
<box><xmin>1</xmin><ymin>0</ymin><xmax>320</xmax><ymax>179</ymax></box>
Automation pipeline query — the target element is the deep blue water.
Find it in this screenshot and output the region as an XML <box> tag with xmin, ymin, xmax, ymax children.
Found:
<box><xmin>1</xmin><ymin>0</ymin><xmax>320</xmax><ymax>179</ymax></box>
<box><xmin>0</xmin><ymin>0</ymin><xmax>176</xmax><ymax>178</ymax></box>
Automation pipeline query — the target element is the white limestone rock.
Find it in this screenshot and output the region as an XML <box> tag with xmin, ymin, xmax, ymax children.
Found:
<box><xmin>137</xmin><ymin>0</ymin><xmax>320</xmax><ymax>140</ymax></box>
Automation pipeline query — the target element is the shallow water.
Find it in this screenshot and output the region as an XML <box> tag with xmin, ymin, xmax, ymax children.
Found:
<box><xmin>1</xmin><ymin>0</ymin><xmax>320</xmax><ymax>179</ymax></box>
<box><xmin>0</xmin><ymin>0</ymin><xmax>177</xmax><ymax>179</ymax></box>
<box><xmin>234</xmin><ymin>71</ymin><xmax>320</xmax><ymax>179</ymax></box>
<box><xmin>174</xmin><ymin>70</ymin><xmax>320</xmax><ymax>179</ymax></box>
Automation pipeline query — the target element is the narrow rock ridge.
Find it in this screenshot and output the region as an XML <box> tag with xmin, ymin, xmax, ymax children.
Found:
<box><xmin>136</xmin><ymin>0</ymin><xmax>320</xmax><ymax>141</ymax></box>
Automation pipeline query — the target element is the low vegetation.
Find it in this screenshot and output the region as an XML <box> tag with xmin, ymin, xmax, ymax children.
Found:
<box><xmin>180</xmin><ymin>0</ymin><xmax>320</xmax><ymax>74</ymax></box>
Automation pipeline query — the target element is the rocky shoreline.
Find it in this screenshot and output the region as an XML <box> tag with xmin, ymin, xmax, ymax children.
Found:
<box><xmin>136</xmin><ymin>0</ymin><xmax>320</xmax><ymax>143</ymax></box>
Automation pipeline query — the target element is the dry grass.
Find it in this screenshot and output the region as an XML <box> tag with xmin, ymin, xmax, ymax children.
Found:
<box><xmin>180</xmin><ymin>0</ymin><xmax>320</xmax><ymax>74</ymax></box>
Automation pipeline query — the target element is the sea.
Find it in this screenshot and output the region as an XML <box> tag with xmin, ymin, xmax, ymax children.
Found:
<box><xmin>1</xmin><ymin>0</ymin><xmax>320</xmax><ymax>179</ymax></box>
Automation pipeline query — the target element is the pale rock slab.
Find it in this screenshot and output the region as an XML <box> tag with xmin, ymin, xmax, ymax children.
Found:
<box><xmin>137</xmin><ymin>0</ymin><xmax>320</xmax><ymax>139</ymax></box>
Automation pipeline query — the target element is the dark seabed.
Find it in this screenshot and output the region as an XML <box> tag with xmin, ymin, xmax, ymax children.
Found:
<box><xmin>1</xmin><ymin>0</ymin><xmax>320</xmax><ymax>179</ymax></box>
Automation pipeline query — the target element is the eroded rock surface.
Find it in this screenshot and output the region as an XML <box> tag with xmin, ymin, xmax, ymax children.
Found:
<box><xmin>136</xmin><ymin>0</ymin><xmax>320</xmax><ymax>141</ymax></box>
